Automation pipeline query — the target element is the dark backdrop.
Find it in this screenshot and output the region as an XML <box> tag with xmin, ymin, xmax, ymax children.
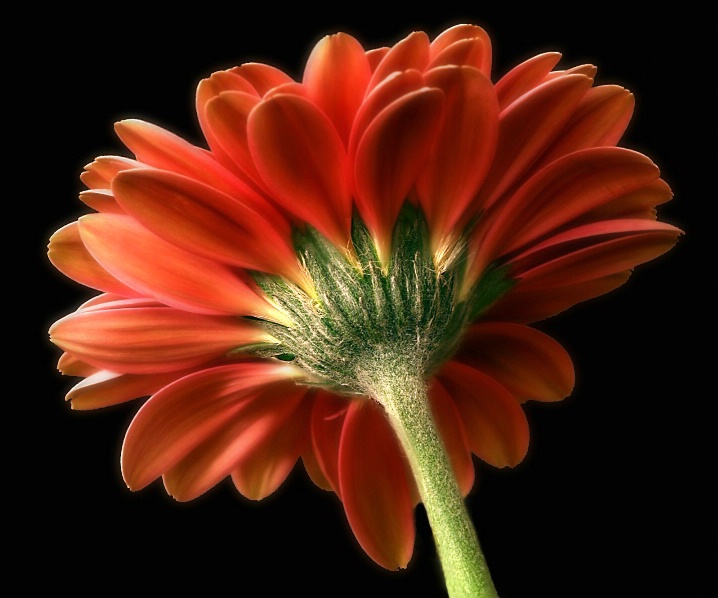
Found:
<box><xmin>34</xmin><ymin>5</ymin><xmax>715</xmax><ymax>596</ymax></box>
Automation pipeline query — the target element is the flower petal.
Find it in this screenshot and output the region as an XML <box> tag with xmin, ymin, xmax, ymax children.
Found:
<box><xmin>48</xmin><ymin>222</ymin><xmax>141</xmax><ymax>297</ymax></box>
<box><xmin>121</xmin><ymin>363</ymin><xmax>298</xmax><ymax>491</ymax></box>
<box><xmin>78</xmin><ymin>189</ymin><xmax>125</xmax><ymax>214</ymax></box>
<box><xmin>57</xmin><ymin>352</ymin><xmax>100</xmax><ymax>377</ymax></box>
<box><xmin>476</xmin><ymin>74</ymin><xmax>593</xmax><ymax>210</ymax></box>
<box><xmin>231</xmin><ymin>390</ymin><xmax>312</xmax><ymax>500</ymax></box>
<box><xmin>430</xmin><ymin>382</ymin><xmax>475</xmax><ymax>496</ymax></box>
<box><xmin>455</xmin><ymin>323</ymin><xmax>574</xmax><ymax>403</ymax></box>
<box><xmin>485</xmin><ymin>271</ymin><xmax>632</xmax><ymax>324</ymax></box>
<box><xmin>577</xmin><ymin>178</ymin><xmax>673</xmax><ymax>223</ymax></box>
<box><xmin>114</xmin><ymin>119</ymin><xmax>272</xmax><ymax>214</ymax></box>
<box><xmin>439</xmin><ymin>361</ymin><xmax>529</xmax><ymax>468</ymax></box>
<box><xmin>162</xmin><ymin>381</ymin><xmax>305</xmax><ymax>501</ymax></box>
<box><xmin>111</xmin><ymin>168</ymin><xmax>301</xmax><ymax>283</ymax></box>
<box><xmin>537</xmin><ymin>85</ymin><xmax>635</xmax><ymax>165</ymax></box>
<box><xmin>367</xmin><ymin>31</ymin><xmax>430</xmax><ymax>91</ymax></box>
<box><xmin>78</xmin><ymin>213</ymin><xmax>281</xmax><ymax>319</ymax></box>
<box><xmin>80</xmin><ymin>156</ymin><xmax>142</xmax><ymax>189</ymax></box>
<box><xmin>429</xmin><ymin>24</ymin><xmax>492</xmax><ymax>76</ymax></box>
<box><xmin>248</xmin><ymin>94</ymin><xmax>352</xmax><ymax>249</ymax></box>
<box><xmin>494</xmin><ymin>52</ymin><xmax>562</xmax><ymax>110</ymax></box>
<box><xmin>310</xmin><ymin>391</ymin><xmax>349</xmax><ymax>496</ymax></box>
<box><xmin>339</xmin><ymin>399</ymin><xmax>415</xmax><ymax>570</ymax></box>
<box><xmin>303</xmin><ymin>32</ymin><xmax>372</xmax><ymax>144</ymax></box>
<box><xmin>66</xmin><ymin>368</ymin><xmax>197</xmax><ymax>410</ymax></box>
<box><xmin>49</xmin><ymin>306</ymin><xmax>272</xmax><ymax>374</ymax></box>
<box><xmin>229</xmin><ymin>63</ymin><xmax>294</xmax><ymax>96</ymax></box>
<box><xmin>513</xmin><ymin>221</ymin><xmax>681</xmax><ymax>289</ymax></box>
<box><xmin>353</xmin><ymin>87</ymin><xmax>444</xmax><ymax>263</ymax></box>
<box><xmin>203</xmin><ymin>91</ymin><xmax>268</xmax><ymax>192</ymax></box>
<box><xmin>415</xmin><ymin>65</ymin><xmax>499</xmax><ymax>244</ymax></box>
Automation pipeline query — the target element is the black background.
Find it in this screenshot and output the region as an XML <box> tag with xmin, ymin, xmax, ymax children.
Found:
<box><xmin>34</xmin><ymin>4</ymin><xmax>714</xmax><ymax>596</ymax></box>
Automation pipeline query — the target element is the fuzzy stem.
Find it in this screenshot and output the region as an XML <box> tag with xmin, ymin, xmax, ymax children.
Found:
<box><xmin>363</xmin><ymin>363</ymin><xmax>499</xmax><ymax>598</ymax></box>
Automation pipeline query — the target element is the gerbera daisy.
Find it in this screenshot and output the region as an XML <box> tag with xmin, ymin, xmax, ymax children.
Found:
<box><xmin>47</xmin><ymin>24</ymin><xmax>680</xmax><ymax>598</ymax></box>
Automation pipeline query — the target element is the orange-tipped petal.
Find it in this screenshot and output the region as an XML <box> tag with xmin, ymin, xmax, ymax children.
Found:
<box><xmin>231</xmin><ymin>391</ymin><xmax>311</xmax><ymax>500</ymax></box>
<box><xmin>80</xmin><ymin>155</ymin><xmax>142</xmax><ymax>189</ymax></box>
<box><xmin>78</xmin><ymin>189</ymin><xmax>125</xmax><ymax>214</ymax></box>
<box><xmin>367</xmin><ymin>31</ymin><xmax>430</xmax><ymax>91</ymax></box>
<box><xmin>513</xmin><ymin>221</ymin><xmax>681</xmax><ymax>289</ymax></box>
<box><xmin>49</xmin><ymin>306</ymin><xmax>272</xmax><ymax>374</ymax></box>
<box><xmin>66</xmin><ymin>368</ymin><xmax>199</xmax><ymax>410</ymax></box>
<box><xmin>348</xmin><ymin>69</ymin><xmax>426</xmax><ymax>161</ymax></box>
<box><xmin>111</xmin><ymin>169</ymin><xmax>300</xmax><ymax>283</ymax></box>
<box><xmin>303</xmin><ymin>32</ymin><xmax>372</xmax><ymax>144</ymax></box>
<box><xmin>485</xmin><ymin>271</ymin><xmax>632</xmax><ymax>324</ymax></box>
<box><xmin>429</xmin><ymin>382</ymin><xmax>475</xmax><ymax>496</ymax></box>
<box><xmin>162</xmin><ymin>382</ymin><xmax>305</xmax><ymax>501</ymax></box>
<box><xmin>204</xmin><ymin>91</ymin><xmax>268</xmax><ymax>191</ymax></box>
<box><xmin>121</xmin><ymin>364</ymin><xmax>298</xmax><ymax>491</ymax></box>
<box><xmin>48</xmin><ymin>221</ymin><xmax>142</xmax><ymax>298</ymax></box>
<box><xmin>494</xmin><ymin>52</ymin><xmax>562</xmax><ymax>110</ymax></box>
<box><xmin>439</xmin><ymin>361</ymin><xmax>529</xmax><ymax>468</ymax></box>
<box><xmin>248</xmin><ymin>94</ymin><xmax>352</xmax><ymax>249</ymax></box>
<box><xmin>57</xmin><ymin>352</ymin><xmax>100</xmax><ymax>377</ymax></box>
<box><xmin>429</xmin><ymin>24</ymin><xmax>492</xmax><ymax>76</ymax></box>
<box><xmin>366</xmin><ymin>47</ymin><xmax>390</xmax><ymax>71</ymax></box>
<box><xmin>577</xmin><ymin>178</ymin><xmax>673</xmax><ymax>223</ymax></box>
<box><xmin>339</xmin><ymin>399</ymin><xmax>415</xmax><ymax>570</ymax></box>
<box><xmin>78</xmin><ymin>213</ymin><xmax>280</xmax><ymax>319</ymax></box>
<box><xmin>113</xmin><ymin>119</ymin><xmax>273</xmax><ymax>215</ymax></box>
<box><xmin>455</xmin><ymin>323</ymin><xmax>575</xmax><ymax>403</ymax></box>
<box><xmin>354</xmin><ymin>87</ymin><xmax>444</xmax><ymax>263</ymax></box>
<box><xmin>537</xmin><ymin>85</ymin><xmax>635</xmax><ymax>165</ymax></box>
<box><xmin>310</xmin><ymin>391</ymin><xmax>349</xmax><ymax>496</ymax></box>
<box><xmin>229</xmin><ymin>63</ymin><xmax>294</xmax><ymax>96</ymax></box>
<box><xmin>415</xmin><ymin>65</ymin><xmax>499</xmax><ymax>244</ymax></box>
<box><xmin>477</xmin><ymin>74</ymin><xmax>593</xmax><ymax>210</ymax></box>
<box><xmin>488</xmin><ymin>147</ymin><xmax>662</xmax><ymax>258</ymax></box>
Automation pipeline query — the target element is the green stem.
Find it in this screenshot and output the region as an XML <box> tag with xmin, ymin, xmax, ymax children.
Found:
<box><xmin>363</xmin><ymin>366</ymin><xmax>499</xmax><ymax>598</ymax></box>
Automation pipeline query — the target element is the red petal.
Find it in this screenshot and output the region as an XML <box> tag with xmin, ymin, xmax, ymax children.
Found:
<box><xmin>66</xmin><ymin>368</ymin><xmax>201</xmax><ymax>410</ymax></box>
<box><xmin>231</xmin><ymin>391</ymin><xmax>312</xmax><ymax>500</ymax></box>
<box><xmin>229</xmin><ymin>63</ymin><xmax>294</xmax><ymax>96</ymax></box>
<box><xmin>310</xmin><ymin>391</ymin><xmax>349</xmax><ymax>496</ymax></box>
<box><xmin>48</xmin><ymin>221</ymin><xmax>141</xmax><ymax>297</ymax></box>
<box><xmin>537</xmin><ymin>85</ymin><xmax>635</xmax><ymax>165</ymax></box>
<box><xmin>577</xmin><ymin>178</ymin><xmax>673</xmax><ymax>223</ymax></box>
<box><xmin>162</xmin><ymin>381</ymin><xmax>305</xmax><ymax>501</ymax></box>
<box><xmin>455</xmin><ymin>323</ymin><xmax>574</xmax><ymax>403</ymax></box>
<box><xmin>429</xmin><ymin>382</ymin><xmax>475</xmax><ymax>496</ymax></box>
<box><xmin>367</xmin><ymin>31</ymin><xmax>430</xmax><ymax>91</ymax></box>
<box><xmin>487</xmin><ymin>147</ymin><xmax>662</xmax><ymax>260</ymax></box>
<box><xmin>78</xmin><ymin>189</ymin><xmax>125</xmax><ymax>214</ymax></box>
<box><xmin>80</xmin><ymin>155</ymin><xmax>142</xmax><ymax>189</ymax></box>
<box><xmin>49</xmin><ymin>306</ymin><xmax>272</xmax><ymax>374</ymax></box>
<box><xmin>339</xmin><ymin>399</ymin><xmax>415</xmax><ymax>570</ymax></box>
<box><xmin>114</xmin><ymin>119</ymin><xmax>272</xmax><ymax>214</ymax></box>
<box><xmin>485</xmin><ymin>271</ymin><xmax>631</xmax><ymax>324</ymax></box>
<box><xmin>303</xmin><ymin>32</ymin><xmax>372</xmax><ymax>144</ymax></box>
<box><xmin>430</xmin><ymin>24</ymin><xmax>492</xmax><ymax>76</ymax></box>
<box><xmin>439</xmin><ymin>361</ymin><xmax>529</xmax><ymax>468</ymax></box>
<box><xmin>428</xmin><ymin>37</ymin><xmax>491</xmax><ymax>75</ymax></box>
<box><xmin>477</xmin><ymin>74</ymin><xmax>593</xmax><ymax>210</ymax></box>
<box><xmin>78</xmin><ymin>213</ymin><xmax>280</xmax><ymax>319</ymax></box>
<box><xmin>366</xmin><ymin>47</ymin><xmax>390</xmax><ymax>72</ymax></box>
<box><xmin>121</xmin><ymin>364</ymin><xmax>298</xmax><ymax>491</ymax></box>
<box><xmin>354</xmin><ymin>87</ymin><xmax>444</xmax><ymax>263</ymax></box>
<box><xmin>112</xmin><ymin>169</ymin><xmax>301</xmax><ymax>283</ymax></box>
<box><xmin>494</xmin><ymin>52</ymin><xmax>562</xmax><ymax>110</ymax></box>
<box><xmin>415</xmin><ymin>65</ymin><xmax>499</xmax><ymax>244</ymax></box>
<box><xmin>248</xmin><ymin>94</ymin><xmax>352</xmax><ymax>249</ymax></box>
<box><xmin>348</xmin><ymin>69</ymin><xmax>426</xmax><ymax>162</ymax></box>
<box><xmin>203</xmin><ymin>91</ymin><xmax>270</xmax><ymax>194</ymax></box>
<box><xmin>514</xmin><ymin>221</ymin><xmax>681</xmax><ymax>289</ymax></box>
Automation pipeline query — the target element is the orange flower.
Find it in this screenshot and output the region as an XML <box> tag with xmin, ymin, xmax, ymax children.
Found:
<box><xmin>48</xmin><ymin>23</ymin><xmax>680</xmax><ymax>589</ymax></box>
